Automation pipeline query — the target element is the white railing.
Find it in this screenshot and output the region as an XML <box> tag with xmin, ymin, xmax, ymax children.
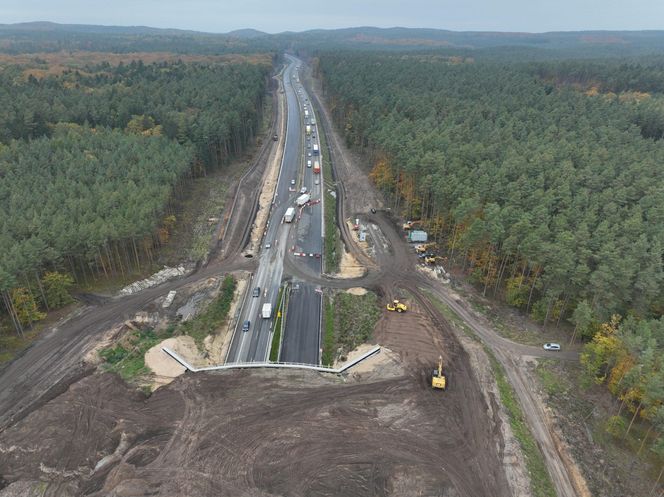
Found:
<box><xmin>162</xmin><ymin>345</ymin><xmax>381</xmax><ymax>374</ymax></box>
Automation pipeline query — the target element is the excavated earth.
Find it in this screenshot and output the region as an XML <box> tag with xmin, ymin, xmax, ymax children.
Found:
<box><xmin>0</xmin><ymin>344</ymin><xmax>509</xmax><ymax>497</ymax></box>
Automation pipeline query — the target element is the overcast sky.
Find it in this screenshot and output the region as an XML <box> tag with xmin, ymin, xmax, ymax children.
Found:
<box><xmin>2</xmin><ymin>0</ymin><xmax>663</xmax><ymax>33</ymax></box>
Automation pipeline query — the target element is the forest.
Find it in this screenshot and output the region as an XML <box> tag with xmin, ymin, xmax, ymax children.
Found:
<box><xmin>317</xmin><ymin>52</ymin><xmax>664</xmax><ymax>453</ymax></box>
<box><xmin>0</xmin><ymin>58</ymin><xmax>270</xmax><ymax>334</ymax></box>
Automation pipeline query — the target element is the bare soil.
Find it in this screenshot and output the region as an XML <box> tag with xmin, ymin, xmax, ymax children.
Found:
<box><xmin>0</xmin><ymin>360</ymin><xmax>510</xmax><ymax>497</ymax></box>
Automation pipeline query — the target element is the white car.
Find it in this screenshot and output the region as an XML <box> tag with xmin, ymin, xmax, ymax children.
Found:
<box><xmin>300</xmin><ymin>187</ymin><xmax>307</xmax><ymax>194</ymax></box>
<box><xmin>314</xmin><ymin>179</ymin><xmax>319</xmax><ymax>185</ymax></box>
<box><xmin>265</xmin><ymin>242</ymin><xmax>271</xmax><ymax>249</ymax></box>
<box><xmin>290</xmin><ymin>179</ymin><xmax>296</xmax><ymax>186</ymax></box>
<box><xmin>307</xmin><ymin>160</ymin><xmax>312</xmax><ymax>168</ymax></box>
<box><xmin>543</xmin><ymin>343</ymin><xmax>561</xmax><ymax>351</ymax></box>
<box><xmin>307</xmin><ymin>151</ymin><xmax>312</xmax><ymax>157</ymax></box>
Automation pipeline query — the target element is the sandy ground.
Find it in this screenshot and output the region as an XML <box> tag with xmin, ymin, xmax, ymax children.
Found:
<box><xmin>145</xmin><ymin>336</ymin><xmax>195</xmax><ymax>389</ymax></box>
<box><xmin>247</xmin><ymin>83</ymin><xmax>286</xmax><ymax>254</ymax></box>
<box><xmin>332</xmin><ymin>245</ymin><xmax>366</xmax><ymax>278</ymax></box>
<box><xmin>345</xmin><ymin>287</ymin><xmax>367</xmax><ymax>296</ymax></box>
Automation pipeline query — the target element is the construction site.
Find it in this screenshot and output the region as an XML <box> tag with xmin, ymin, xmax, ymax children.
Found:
<box><xmin>0</xmin><ymin>56</ymin><xmax>588</xmax><ymax>497</ymax></box>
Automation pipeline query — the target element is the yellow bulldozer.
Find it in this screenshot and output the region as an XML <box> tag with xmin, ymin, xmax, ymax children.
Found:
<box><xmin>431</xmin><ymin>356</ymin><xmax>447</xmax><ymax>390</ymax></box>
<box><xmin>386</xmin><ymin>299</ymin><xmax>408</xmax><ymax>313</ymax></box>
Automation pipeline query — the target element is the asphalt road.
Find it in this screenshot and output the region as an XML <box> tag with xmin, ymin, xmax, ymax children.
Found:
<box><xmin>279</xmin><ymin>59</ymin><xmax>323</xmax><ymax>364</ymax></box>
<box><xmin>227</xmin><ymin>56</ymin><xmax>322</xmax><ymax>364</ymax></box>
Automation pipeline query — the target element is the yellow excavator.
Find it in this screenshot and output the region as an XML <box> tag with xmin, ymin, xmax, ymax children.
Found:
<box><xmin>416</xmin><ymin>243</ymin><xmax>436</xmax><ymax>254</ymax></box>
<box><xmin>431</xmin><ymin>356</ymin><xmax>447</xmax><ymax>390</ymax></box>
<box><xmin>386</xmin><ymin>299</ymin><xmax>408</xmax><ymax>313</ymax></box>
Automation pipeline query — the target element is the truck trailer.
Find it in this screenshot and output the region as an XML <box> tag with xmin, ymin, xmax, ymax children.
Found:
<box><xmin>313</xmin><ymin>161</ymin><xmax>320</xmax><ymax>174</ymax></box>
<box><xmin>313</xmin><ymin>144</ymin><xmax>319</xmax><ymax>155</ymax></box>
<box><xmin>284</xmin><ymin>207</ymin><xmax>296</xmax><ymax>223</ymax></box>
<box><xmin>262</xmin><ymin>303</ymin><xmax>272</xmax><ymax>319</ymax></box>
<box><xmin>296</xmin><ymin>194</ymin><xmax>311</xmax><ymax>206</ymax></box>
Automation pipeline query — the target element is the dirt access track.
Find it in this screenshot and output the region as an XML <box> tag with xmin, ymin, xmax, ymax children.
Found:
<box><xmin>1</xmin><ymin>60</ymin><xmax>516</xmax><ymax>497</ymax></box>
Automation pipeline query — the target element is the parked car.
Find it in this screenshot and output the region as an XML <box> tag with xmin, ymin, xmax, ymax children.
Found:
<box><xmin>543</xmin><ymin>343</ymin><xmax>561</xmax><ymax>351</ymax></box>
<box><xmin>242</xmin><ymin>320</ymin><xmax>251</xmax><ymax>332</ymax></box>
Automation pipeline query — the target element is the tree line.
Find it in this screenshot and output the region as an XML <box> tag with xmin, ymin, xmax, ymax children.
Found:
<box><xmin>1</xmin><ymin>59</ymin><xmax>270</xmax><ymax>334</ymax></box>
<box><xmin>317</xmin><ymin>52</ymin><xmax>664</xmax><ymax>456</ymax></box>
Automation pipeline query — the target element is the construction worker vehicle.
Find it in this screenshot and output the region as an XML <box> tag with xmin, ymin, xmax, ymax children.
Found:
<box><xmin>402</xmin><ymin>220</ymin><xmax>421</xmax><ymax>230</ymax></box>
<box><xmin>415</xmin><ymin>243</ymin><xmax>436</xmax><ymax>254</ymax></box>
<box><xmin>386</xmin><ymin>299</ymin><xmax>408</xmax><ymax>313</ymax></box>
<box><xmin>431</xmin><ymin>356</ymin><xmax>447</xmax><ymax>390</ymax></box>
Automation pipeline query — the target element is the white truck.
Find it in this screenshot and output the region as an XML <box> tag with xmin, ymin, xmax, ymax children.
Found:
<box><xmin>262</xmin><ymin>303</ymin><xmax>272</xmax><ymax>319</ymax></box>
<box><xmin>284</xmin><ymin>207</ymin><xmax>296</xmax><ymax>223</ymax></box>
<box><xmin>296</xmin><ymin>193</ymin><xmax>311</xmax><ymax>206</ymax></box>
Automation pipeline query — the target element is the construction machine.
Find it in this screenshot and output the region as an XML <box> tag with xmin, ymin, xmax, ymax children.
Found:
<box><xmin>402</xmin><ymin>220</ymin><xmax>421</xmax><ymax>231</ymax></box>
<box><xmin>386</xmin><ymin>299</ymin><xmax>408</xmax><ymax>313</ymax></box>
<box><xmin>425</xmin><ymin>255</ymin><xmax>446</xmax><ymax>265</ymax></box>
<box><xmin>431</xmin><ymin>356</ymin><xmax>447</xmax><ymax>390</ymax></box>
<box><xmin>415</xmin><ymin>243</ymin><xmax>436</xmax><ymax>254</ymax></box>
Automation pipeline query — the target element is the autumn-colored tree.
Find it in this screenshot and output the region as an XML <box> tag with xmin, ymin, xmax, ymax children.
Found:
<box><xmin>10</xmin><ymin>287</ymin><xmax>46</xmax><ymax>328</ymax></box>
<box><xmin>41</xmin><ymin>272</ymin><xmax>74</xmax><ymax>309</ymax></box>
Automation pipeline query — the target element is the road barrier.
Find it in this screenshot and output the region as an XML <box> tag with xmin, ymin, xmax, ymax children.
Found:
<box><xmin>162</xmin><ymin>345</ymin><xmax>381</xmax><ymax>374</ymax></box>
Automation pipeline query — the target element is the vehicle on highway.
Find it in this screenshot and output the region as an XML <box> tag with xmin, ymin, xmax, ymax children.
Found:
<box><xmin>242</xmin><ymin>320</ymin><xmax>251</xmax><ymax>332</ymax></box>
<box><xmin>252</xmin><ymin>287</ymin><xmax>260</xmax><ymax>297</ymax></box>
<box><xmin>308</xmin><ymin>151</ymin><xmax>312</xmax><ymax>157</ymax></box>
<box><xmin>265</xmin><ymin>242</ymin><xmax>272</xmax><ymax>249</ymax></box>
<box><xmin>543</xmin><ymin>343</ymin><xmax>561</xmax><ymax>351</ymax></box>
<box><xmin>291</xmin><ymin>179</ymin><xmax>296</xmax><ymax>185</ymax></box>
<box><xmin>300</xmin><ymin>187</ymin><xmax>307</xmax><ymax>194</ymax></box>
<box><xmin>314</xmin><ymin>179</ymin><xmax>319</xmax><ymax>185</ymax></box>
<box><xmin>307</xmin><ymin>160</ymin><xmax>312</xmax><ymax>168</ymax></box>
<box><xmin>284</xmin><ymin>207</ymin><xmax>296</xmax><ymax>223</ymax></box>
<box><xmin>296</xmin><ymin>193</ymin><xmax>311</xmax><ymax>206</ymax></box>
<box><xmin>262</xmin><ymin>303</ymin><xmax>272</xmax><ymax>319</ymax></box>
<box><xmin>272</xmin><ymin>134</ymin><xmax>278</xmax><ymax>141</ymax></box>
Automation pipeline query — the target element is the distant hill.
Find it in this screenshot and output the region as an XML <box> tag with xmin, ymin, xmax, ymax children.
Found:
<box><xmin>0</xmin><ymin>21</ymin><xmax>204</xmax><ymax>36</ymax></box>
<box><xmin>226</xmin><ymin>28</ymin><xmax>269</xmax><ymax>39</ymax></box>
<box><xmin>0</xmin><ymin>22</ymin><xmax>663</xmax><ymax>58</ymax></box>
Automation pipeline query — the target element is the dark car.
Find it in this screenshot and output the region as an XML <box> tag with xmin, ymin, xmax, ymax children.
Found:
<box><xmin>371</xmin><ymin>208</ymin><xmax>377</xmax><ymax>214</ymax></box>
<box><xmin>252</xmin><ymin>287</ymin><xmax>260</xmax><ymax>297</ymax></box>
<box><xmin>242</xmin><ymin>320</ymin><xmax>251</xmax><ymax>332</ymax></box>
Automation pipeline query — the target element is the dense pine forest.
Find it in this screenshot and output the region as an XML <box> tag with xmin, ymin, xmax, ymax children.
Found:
<box><xmin>317</xmin><ymin>53</ymin><xmax>664</xmax><ymax>452</ymax></box>
<box><xmin>0</xmin><ymin>58</ymin><xmax>270</xmax><ymax>334</ymax></box>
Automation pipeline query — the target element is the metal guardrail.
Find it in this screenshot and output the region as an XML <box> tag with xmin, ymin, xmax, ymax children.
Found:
<box><xmin>162</xmin><ymin>345</ymin><xmax>381</xmax><ymax>374</ymax></box>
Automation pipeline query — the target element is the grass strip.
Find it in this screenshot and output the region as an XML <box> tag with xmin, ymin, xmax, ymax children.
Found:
<box><xmin>488</xmin><ymin>351</ymin><xmax>557</xmax><ymax>497</ymax></box>
<box><xmin>100</xmin><ymin>327</ymin><xmax>170</xmax><ymax>382</ymax></box>
<box><xmin>424</xmin><ymin>291</ymin><xmax>556</xmax><ymax>497</ymax></box>
<box><xmin>317</xmin><ymin>109</ymin><xmax>340</xmax><ymax>273</ymax></box>
<box><xmin>269</xmin><ymin>286</ymin><xmax>285</xmax><ymax>362</ymax></box>
<box><xmin>321</xmin><ymin>295</ymin><xmax>336</xmax><ymax>366</ymax></box>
